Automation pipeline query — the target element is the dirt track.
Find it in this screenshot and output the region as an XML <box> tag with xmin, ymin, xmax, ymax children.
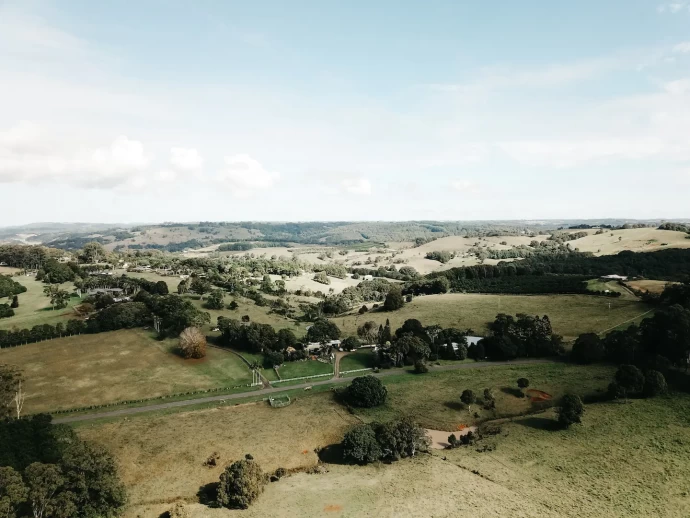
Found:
<box><xmin>53</xmin><ymin>358</ymin><xmax>554</xmax><ymax>424</ymax></box>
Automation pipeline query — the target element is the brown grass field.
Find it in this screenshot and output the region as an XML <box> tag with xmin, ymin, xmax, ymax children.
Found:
<box><xmin>76</xmin><ymin>363</ymin><xmax>690</xmax><ymax>517</ymax></box>
<box><xmin>0</xmin><ymin>328</ymin><xmax>253</xmax><ymax>413</ymax></box>
<box><xmin>334</xmin><ymin>293</ymin><xmax>651</xmax><ymax>340</ymax></box>
<box><xmin>626</xmin><ymin>279</ymin><xmax>674</xmax><ymax>295</ymax></box>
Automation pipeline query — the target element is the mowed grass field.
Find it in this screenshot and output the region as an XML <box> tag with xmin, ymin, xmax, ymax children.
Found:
<box><xmin>335</xmin><ymin>293</ymin><xmax>651</xmax><ymax>340</ymax></box>
<box><xmin>0</xmin><ymin>328</ymin><xmax>254</xmax><ymax>413</ymax></box>
<box><xmin>74</xmin><ymin>362</ymin><xmax>690</xmax><ymax>518</ymax></box>
<box><xmin>0</xmin><ymin>275</ymin><xmax>81</xmax><ymax>330</ymax></box>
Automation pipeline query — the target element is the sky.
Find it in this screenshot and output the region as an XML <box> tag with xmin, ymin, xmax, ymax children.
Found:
<box><xmin>1</xmin><ymin>0</ymin><xmax>690</xmax><ymax>226</ymax></box>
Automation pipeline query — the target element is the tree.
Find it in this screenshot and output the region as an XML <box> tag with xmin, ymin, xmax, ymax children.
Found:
<box><xmin>305</xmin><ymin>318</ymin><xmax>340</xmax><ymax>343</ymax></box>
<box><xmin>372</xmin><ymin>418</ymin><xmax>430</xmax><ymax>460</ymax></box>
<box><xmin>378</xmin><ymin>320</ymin><xmax>392</xmax><ymax>345</ymax></box>
<box><xmin>557</xmin><ymin>394</ymin><xmax>584</xmax><ymax>428</ymax></box>
<box><xmin>260</xmin><ymin>274</ymin><xmax>275</xmax><ymax>294</ymax></box>
<box><xmin>263</xmin><ymin>350</ymin><xmax>284</xmax><ymax>368</ymax></box>
<box><xmin>80</xmin><ymin>242</ymin><xmax>106</xmax><ymax>264</ymax></box>
<box><xmin>345</xmin><ymin>375</ymin><xmax>387</xmax><ymax>408</ymax></box>
<box><xmin>571</xmin><ymin>333</ymin><xmax>605</xmax><ymax>364</ymax></box>
<box><xmin>643</xmin><ymin>370</ymin><xmax>668</xmax><ymax>398</ymax></box>
<box><xmin>383</xmin><ymin>287</ymin><xmax>404</xmax><ymax>311</ymax></box>
<box><xmin>205</xmin><ymin>290</ymin><xmax>225</xmax><ymax>310</ymax></box>
<box><xmin>176</xmin><ymin>279</ymin><xmax>189</xmax><ymax>295</ymax></box>
<box><xmin>357</xmin><ymin>321</ymin><xmax>379</xmax><ymax>344</ymax></box>
<box><xmin>0</xmin><ymin>365</ymin><xmax>22</xmax><ymax>419</ymax></box>
<box><xmin>615</xmin><ymin>365</ymin><xmax>645</xmax><ymax>395</ymax></box>
<box><xmin>358</xmin><ymin>305</ymin><xmax>368</xmax><ymax>315</ymax></box>
<box><xmin>341</xmin><ymin>336</ymin><xmax>360</xmax><ymax>351</ymax></box>
<box><xmin>275</xmin><ymin>328</ymin><xmax>298</xmax><ymax>351</ymax></box>
<box><xmin>155</xmin><ymin>280</ymin><xmax>169</xmax><ymax>295</ymax></box>
<box><xmin>179</xmin><ymin>327</ymin><xmax>207</xmax><ymax>359</ymax></box>
<box><xmin>460</xmin><ymin>389</ymin><xmax>476</xmax><ymax>413</ymax></box>
<box><xmin>190</xmin><ymin>278</ymin><xmax>212</xmax><ymax>299</ymax></box>
<box><xmin>607</xmin><ymin>381</ymin><xmax>627</xmax><ymax>400</ymax></box>
<box><xmin>228</xmin><ymin>300</ymin><xmax>239</xmax><ymax>310</ymax></box>
<box><xmin>312</xmin><ymin>272</ymin><xmax>330</xmax><ymax>285</ymax></box>
<box><xmin>341</xmin><ymin>424</ymin><xmax>382</xmax><ymax>464</ymax></box>
<box><xmin>24</xmin><ymin>463</ymin><xmax>65</xmax><ymax>518</ymax></box>
<box><xmin>217</xmin><ymin>457</ymin><xmax>266</xmax><ymax>509</ymax></box>
<box><xmin>517</xmin><ymin>378</ymin><xmax>530</xmax><ymax>396</ymax></box>
<box><xmin>166</xmin><ymin>502</ymin><xmax>189</xmax><ymax>518</ymax></box>
<box><xmin>483</xmin><ymin>388</ymin><xmax>495</xmax><ymax>410</ymax></box>
<box><xmin>10</xmin><ymin>295</ymin><xmax>18</xmax><ymax>309</ymax></box>
<box><xmin>413</xmin><ymin>359</ymin><xmax>428</xmax><ymax>374</ymax></box>
<box><xmin>0</xmin><ymin>466</ymin><xmax>27</xmax><ymax>518</ymax></box>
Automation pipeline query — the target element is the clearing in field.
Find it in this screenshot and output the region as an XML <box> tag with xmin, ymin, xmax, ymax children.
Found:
<box><xmin>568</xmin><ymin>227</ymin><xmax>690</xmax><ymax>256</ymax></box>
<box><xmin>625</xmin><ymin>279</ymin><xmax>674</xmax><ymax>295</ymax></box>
<box><xmin>335</xmin><ymin>293</ymin><xmax>651</xmax><ymax>340</ymax></box>
<box><xmin>0</xmin><ymin>328</ymin><xmax>254</xmax><ymax>413</ymax></box>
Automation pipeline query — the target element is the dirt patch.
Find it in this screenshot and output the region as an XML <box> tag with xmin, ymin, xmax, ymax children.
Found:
<box><xmin>426</xmin><ymin>427</ymin><xmax>477</xmax><ymax>450</ymax></box>
<box><xmin>525</xmin><ymin>389</ymin><xmax>552</xmax><ymax>402</ymax></box>
<box><xmin>323</xmin><ymin>504</ymin><xmax>343</xmax><ymax>512</ymax></box>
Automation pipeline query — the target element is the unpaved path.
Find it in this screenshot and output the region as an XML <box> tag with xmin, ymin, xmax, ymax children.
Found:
<box><xmin>53</xmin><ymin>358</ymin><xmax>555</xmax><ymax>424</ymax></box>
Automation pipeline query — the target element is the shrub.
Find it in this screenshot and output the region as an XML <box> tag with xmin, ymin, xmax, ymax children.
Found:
<box><xmin>166</xmin><ymin>502</ymin><xmax>190</xmax><ymax>518</ymax></box>
<box><xmin>205</xmin><ymin>290</ymin><xmax>225</xmax><ymax>310</ymax></box>
<box><xmin>358</xmin><ymin>305</ymin><xmax>368</xmax><ymax>314</ymax></box>
<box><xmin>607</xmin><ymin>381</ymin><xmax>627</xmax><ymax>400</ymax></box>
<box><xmin>557</xmin><ymin>394</ymin><xmax>584</xmax><ymax>428</ymax></box>
<box><xmin>460</xmin><ymin>389</ymin><xmax>476</xmax><ymax>412</ymax></box>
<box><xmin>341</xmin><ymin>424</ymin><xmax>382</xmax><ymax>464</ymax></box>
<box><xmin>228</xmin><ymin>300</ymin><xmax>239</xmax><ymax>310</ymax></box>
<box><xmin>179</xmin><ymin>327</ymin><xmax>207</xmax><ymax>359</ymax></box>
<box><xmin>313</xmin><ymin>272</ymin><xmax>330</xmax><ymax>285</ymax></box>
<box><xmin>383</xmin><ymin>288</ymin><xmax>404</xmax><ymax>311</ymax></box>
<box><xmin>413</xmin><ymin>360</ymin><xmax>428</xmax><ymax>374</ymax></box>
<box><xmin>571</xmin><ymin>333</ymin><xmax>605</xmax><ymax>364</ymax></box>
<box><xmin>345</xmin><ymin>375</ymin><xmax>387</xmax><ymax>408</ymax></box>
<box><xmin>643</xmin><ymin>370</ymin><xmax>668</xmax><ymax>398</ymax></box>
<box><xmin>10</xmin><ymin>295</ymin><xmax>18</xmax><ymax>308</ymax></box>
<box><xmin>615</xmin><ymin>365</ymin><xmax>645</xmax><ymax>395</ymax></box>
<box><xmin>217</xmin><ymin>457</ymin><xmax>266</xmax><ymax>509</ymax></box>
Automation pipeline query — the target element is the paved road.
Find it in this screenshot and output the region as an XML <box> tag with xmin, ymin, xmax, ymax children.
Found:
<box><xmin>53</xmin><ymin>358</ymin><xmax>554</xmax><ymax>424</ymax></box>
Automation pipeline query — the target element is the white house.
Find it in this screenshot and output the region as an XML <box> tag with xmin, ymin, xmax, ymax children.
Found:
<box><xmin>363</xmin><ymin>274</ymin><xmax>374</xmax><ymax>281</ymax></box>
<box><xmin>600</xmin><ymin>274</ymin><xmax>628</xmax><ymax>281</ymax></box>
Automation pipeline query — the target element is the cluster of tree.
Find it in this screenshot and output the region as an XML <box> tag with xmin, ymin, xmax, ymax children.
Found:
<box><xmin>0</xmin><ymin>304</ymin><xmax>14</xmax><ymax>319</ymax></box>
<box><xmin>458</xmin><ymin>388</ymin><xmax>496</xmax><ymax>414</ymax></box>
<box><xmin>217</xmin><ymin>242</ymin><xmax>256</xmax><ymax>251</ymax></box>
<box><xmin>0</xmin><ymin>414</ymin><xmax>127</xmax><ymax>517</ymax></box>
<box><xmin>340</xmin><ymin>418</ymin><xmax>430</xmax><ymax>464</ymax></box>
<box><xmin>547</xmin><ymin>231</ymin><xmax>588</xmax><ymax>243</ymax></box>
<box><xmin>0</xmin><ymin>275</ymin><xmax>27</xmax><ymax>298</ymax></box>
<box><xmin>0</xmin><ymin>244</ymin><xmax>63</xmax><ymax>269</ymax></box>
<box><xmin>372</xmin><ymin>319</ymin><xmax>474</xmax><ymax>367</ymax></box>
<box><xmin>658</xmin><ymin>222</ymin><xmax>689</xmax><ymax>232</ymax></box>
<box><xmin>607</xmin><ymin>364</ymin><xmax>668</xmax><ymax>400</ymax></box>
<box><xmin>135</xmin><ymin>292</ymin><xmax>210</xmax><ymax>337</ymax></box>
<box><xmin>42</xmin><ymin>284</ymin><xmax>71</xmax><ymax>310</ymax></box>
<box><xmin>571</xmin><ymin>289</ymin><xmax>690</xmax><ymax>368</ymax></box>
<box><xmin>412</xmin><ymin>236</ymin><xmax>438</xmax><ymax>247</ymax></box>
<box><xmin>401</xmin><ymin>277</ymin><xmax>450</xmax><ymax>296</ymax></box>
<box><xmin>313</xmin><ymin>263</ymin><xmax>348</xmax><ymax>279</ymax></box>
<box><xmin>339</xmin><ymin>375</ymin><xmax>387</xmax><ymax>408</ymax></box>
<box><xmin>217</xmin><ymin>317</ymin><xmax>309</xmax><ymax>367</ymax></box>
<box><xmin>312</xmin><ymin>271</ymin><xmax>330</xmax><ymax>285</ymax></box>
<box><xmin>483</xmin><ymin>241</ymin><xmax>575</xmax><ymax>261</ymax></box>
<box><xmin>36</xmin><ymin>259</ymin><xmax>76</xmax><ymax>284</ymax></box>
<box><xmin>480</xmin><ymin>314</ymin><xmax>563</xmax><ymax>360</ymax></box>
<box><xmin>425</xmin><ymin>251</ymin><xmax>455</xmax><ymax>263</ymax></box>
<box><xmin>350</xmin><ymin>265</ymin><xmax>420</xmax><ymax>282</ymax></box>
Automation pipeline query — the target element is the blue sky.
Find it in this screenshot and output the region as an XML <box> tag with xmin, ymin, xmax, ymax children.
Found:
<box><xmin>1</xmin><ymin>0</ymin><xmax>689</xmax><ymax>225</ymax></box>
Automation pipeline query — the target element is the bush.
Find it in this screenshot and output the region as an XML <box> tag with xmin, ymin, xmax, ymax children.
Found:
<box><xmin>643</xmin><ymin>370</ymin><xmax>668</xmax><ymax>398</ymax></box>
<box><xmin>217</xmin><ymin>457</ymin><xmax>266</xmax><ymax>509</ymax></box>
<box><xmin>205</xmin><ymin>290</ymin><xmax>225</xmax><ymax>310</ymax></box>
<box><xmin>557</xmin><ymin>394</ymin><xmax>584</xmax><ymax>428</ymax></box>
<box><xmin>341</xmin><ymin>424</ymin><xmax>382</xmax><ymax>464</ymax></box>
<box><xmin>358</xmin><ymin>305</ymin><xmax>368</xmax><ymax>314</ymax></box>
<box><xmin>166</xmin><ymin>502</ymin><xmax>189</xmax><ymax>518</ymax></box>
<box><xmin>228</xmin><ymin>300</ymin><xmax>239</xmax><ymax>310</ymax></box>
<box><xmin>10</xmin><ymin>295</ymin><xmax>18</xmax><ymax>308</ymax></box>
<box><xmin>383</xmin><ymin>288</ymin><xmax>404</xmax><ymax>311</ymax></box>
<box><xmin>313</xmin><ymin>272</ymin><xmax>330</xmax><ymax>285</ymax></box>
<box><xmin>263</xmin><ymin>350</ymin><xmax>284</xmax><ymax>368</ymax></box>
<box><xmin>413</xmin><ymin>359</ymin><xmax>428</xmax><ymax>374</ymax></box>
<box><xmin>607</xmin><ymin>381</ymin><xmax>627</xmax><ymax>400</ymax></box>
<box><xmin>341</xmin><ymin>336</ymin><xmax>361</xmax><ymax>351</ymax></box>
<box><xmin>517</xmin><ymin>378</ymin><xmax>529</xmax><ymax>390</ymax></box>
<box><xmin>179</xmin><ymin>327</ymin><xmax>207</xmax><ymax>359</ymax></box>
<box><xmin>615</xmin><ymin>364</ymin><xmax>645</xmax><ymax>395</ymax></box>
<box><xmin>571</xmin><ymin>333</ymin><xmax>605</xmax><ymax>364</ymax></box>
<box><xmin>345</xmin><ymin>375</ymin><xmax>387</xmax><ymax>408</ymax></box>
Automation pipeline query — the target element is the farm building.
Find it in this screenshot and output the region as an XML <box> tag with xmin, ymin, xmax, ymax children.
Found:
<box><xmin>600</xmin><ymin>274</ymin><xmax>628</xmax><ymax>281</ymax></box>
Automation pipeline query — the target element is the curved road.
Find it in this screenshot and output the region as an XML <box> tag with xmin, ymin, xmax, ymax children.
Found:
<box><xmin>53</xmin><ymin>359</ymin><xmax>554</xmax><ymax>424</ymax></box>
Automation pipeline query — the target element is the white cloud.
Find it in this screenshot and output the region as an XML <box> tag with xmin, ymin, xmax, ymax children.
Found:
<box><xmin>170</xmin><ymin>147</ymin><xmax>203</xmax><ymax>173</ymax></box>
<box><xmin>673</xmin><ymin>42</ymin><xmax>690</xmax><ymax>53</ymax></box>
<box><xmin>0</xmin><ymin>123</ymin><xmax>152</xmax><ymax>188</ymax></box>
<box><xmin>216</xmin><ymin>154</ymin><xmax>278</xmax><ymax>197</ymax></box>
<box><xmin>658</xmin><ymin>1</ymin><xmax>690</xmax><ymax>13</ymax></box>
<box><xmin>340</xmin><ymin>177</ymin><xmax>372</xmax><ymax>196</ymax></box>
<box><xmin>664</xmin><ymin>78</ymin><xmax>690</xmax><ymax>94</ymax></box>
<box><xmin>450</xmin><ymin>179</ymin><xmax>481</xmax><ymax>195</ymax></box>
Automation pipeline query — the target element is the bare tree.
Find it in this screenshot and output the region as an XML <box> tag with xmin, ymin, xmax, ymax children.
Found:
<box><xmin>14</xmin><ymin>379</ymin><xmax>25</xmax><ymax>419</ymax></box>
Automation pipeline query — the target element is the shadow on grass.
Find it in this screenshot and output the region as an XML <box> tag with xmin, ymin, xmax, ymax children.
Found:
<box><xmin>197</xmin><ymin>482</ymin><xmax>220</xmax><ymax>507</ymax></box>
<box><xmin>443</xmin><ymin>401</ymin><xmax>466</xmax><ymax>411</ymax></box>
<box><xmin>500</xmin><ymin>387</ymin><xmax>525</xmax><ymax>398</ymax></box>
<box><xmin>513</xmin><ymin>416</ymin><xmax>561</xmax><ymax>431</ymax></box>
<box><xmin>317</xmin><ymin>444</ymin><xmax>347</xmax><ymax>465</ymax></box>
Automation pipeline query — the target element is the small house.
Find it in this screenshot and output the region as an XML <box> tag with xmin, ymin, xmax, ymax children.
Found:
<box><xmin>600</xmin><ymin>274</ymin><xmax>628</xmax><ymax>281</ymax></box>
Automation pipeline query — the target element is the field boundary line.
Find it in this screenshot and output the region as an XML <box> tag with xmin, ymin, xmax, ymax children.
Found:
<box><xmin>597</xmin><ymin>309</ymin><xmax>654</xmax><ymax>336</ymax></box>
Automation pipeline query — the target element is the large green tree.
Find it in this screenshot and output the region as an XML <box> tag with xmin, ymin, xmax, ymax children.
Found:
<box><xmin>217</xmin><ymin>457</ymin><xmax>266</xmax><ymax>509</ymax></box>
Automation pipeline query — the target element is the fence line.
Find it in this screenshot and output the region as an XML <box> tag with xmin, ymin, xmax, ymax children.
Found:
<box><xmin>339</xmin><ymin>368</ymin><xmax>374</xmax><ymax>375</ymax></box>
<box><xmin>271</xmin><ymin>372</ymin><xmax>334</xmax><ymax>384</ymax></box>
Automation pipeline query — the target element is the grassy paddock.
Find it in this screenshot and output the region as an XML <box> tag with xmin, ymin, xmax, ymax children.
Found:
<box><xmin>333</xmin><ymin>293</ymin><xmax>651</xmax><ymax>340</ymax></box>
<box><xmin>277</xmin><ymin>359</ymin><xmax>333</xmax><ymax>380</ymax></box>
<box><xmin>0</xmin><ymin>276</ymin><xmax>81</xmax><ymax>330</ymax></box>
<box><xmin>0</xmin><ymin>328</ymin><xmax>254</xmax><ymax>413</ymax></box>
<box><xmin>339</xmin><ymin>349</ymin><xmax>377</xmax><ymax>372</ymax></box>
